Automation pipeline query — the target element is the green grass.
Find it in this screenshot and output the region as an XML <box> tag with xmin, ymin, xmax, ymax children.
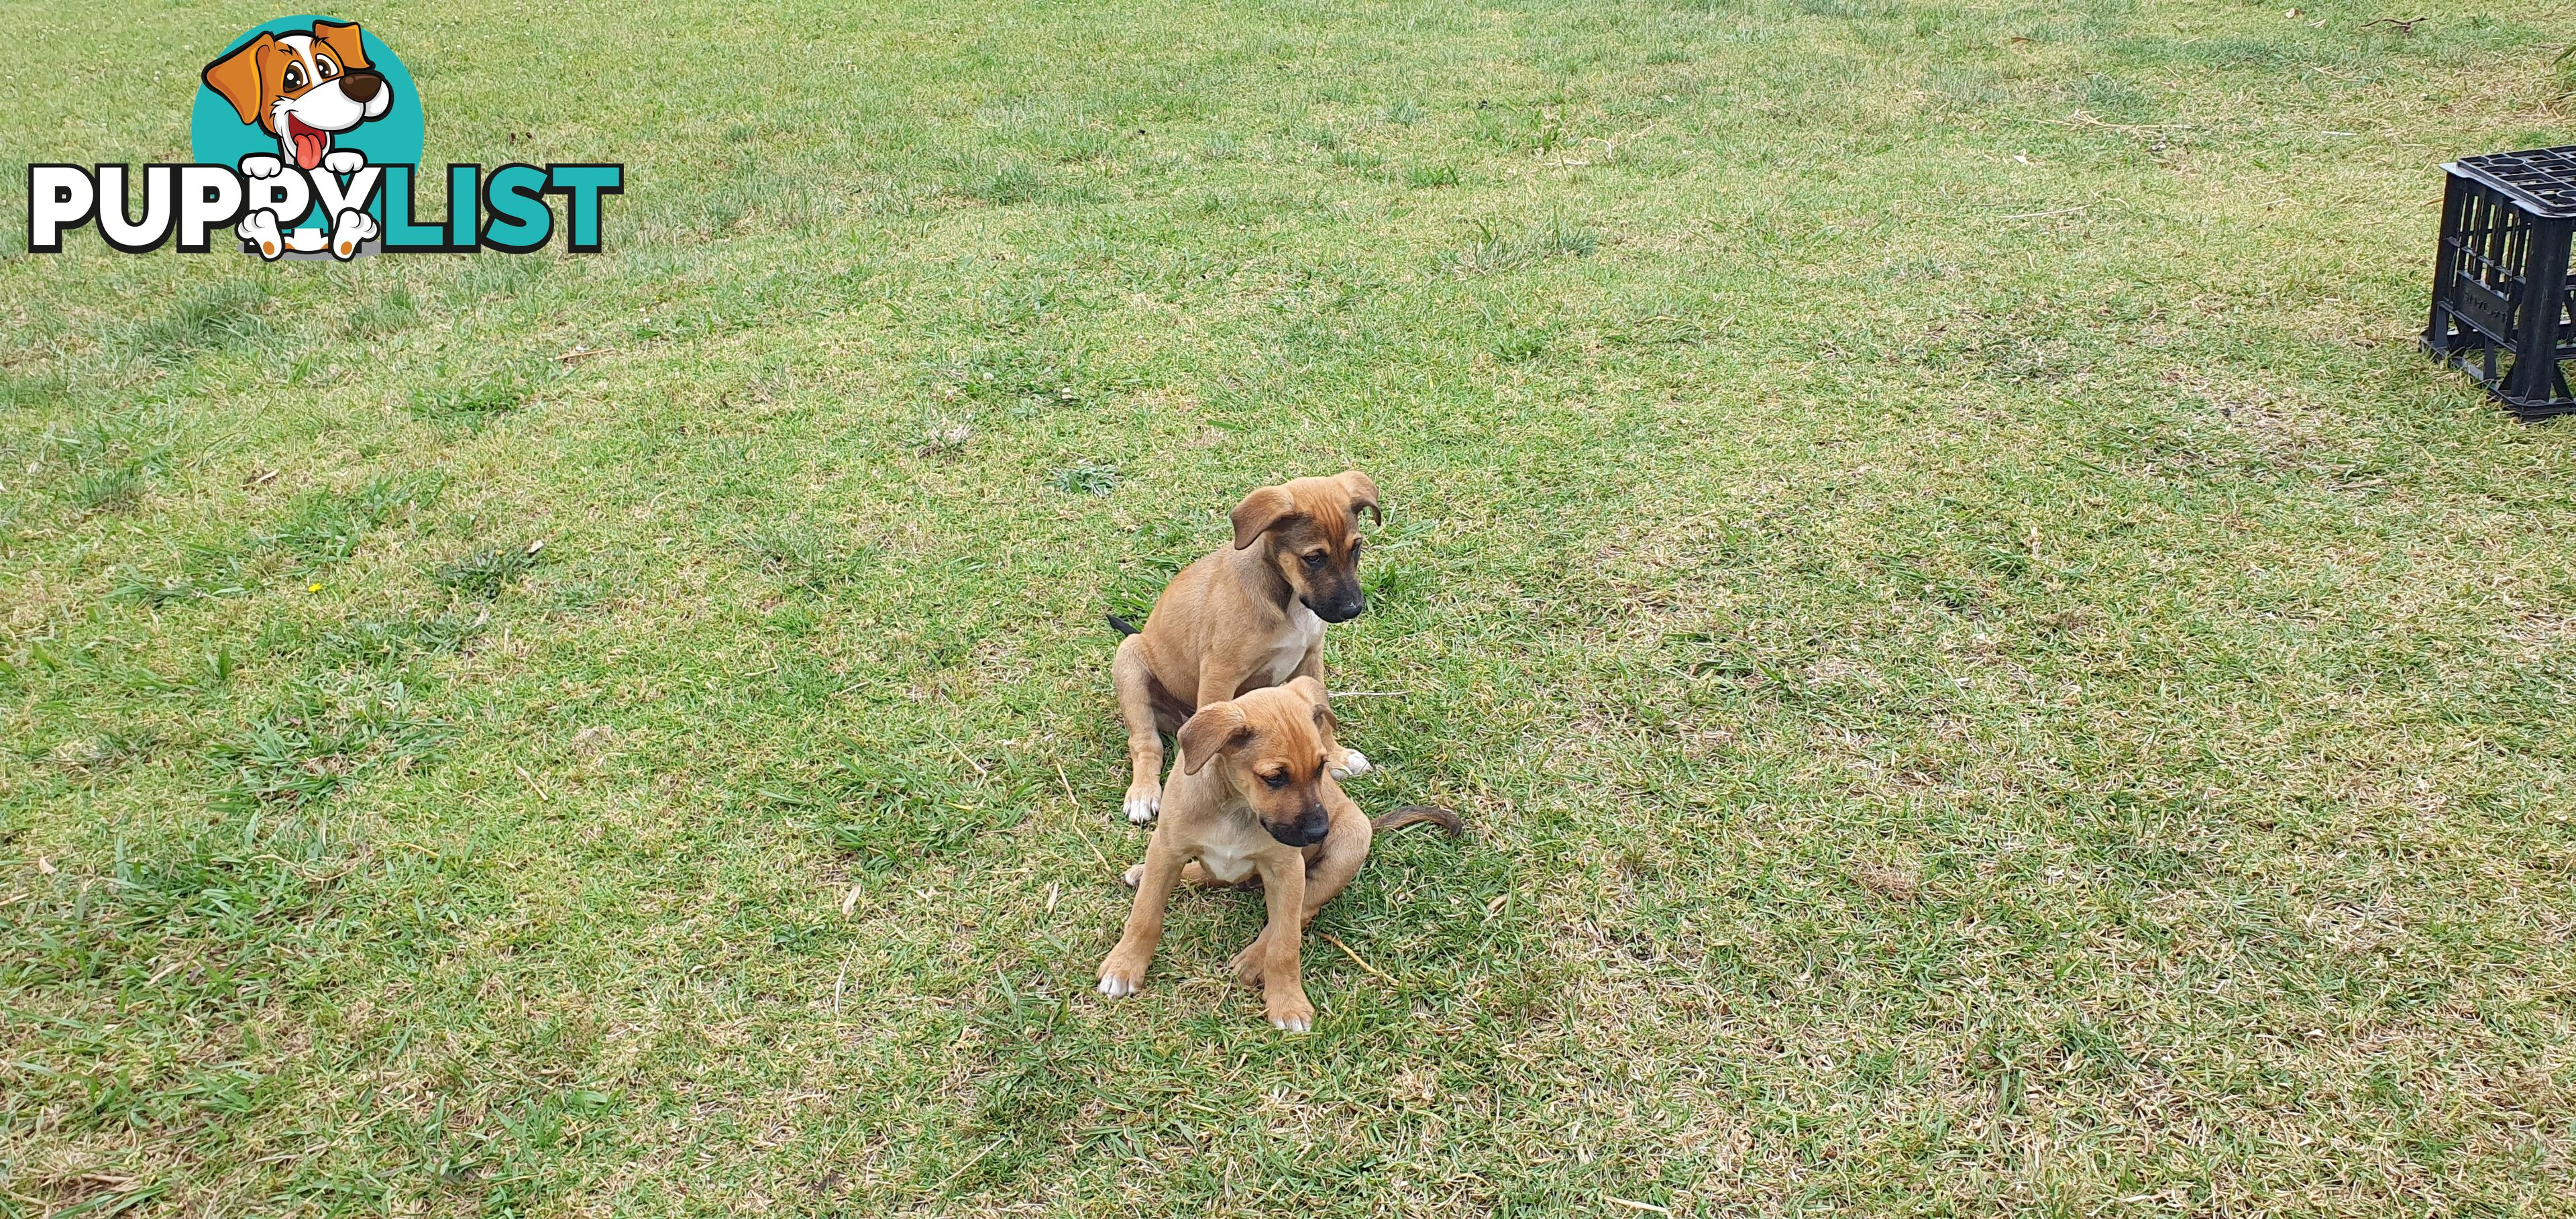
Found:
<box><xmin>5</xmin><ymin>0</ymin><xmax>2576</xmax><ymax>1214</ymax></box>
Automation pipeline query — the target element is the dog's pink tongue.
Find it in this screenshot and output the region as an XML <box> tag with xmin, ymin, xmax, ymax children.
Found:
<box><xmin>292</xmin><ymin>130</ymin><xmax>326</xmax><ymax>170</ymax></box>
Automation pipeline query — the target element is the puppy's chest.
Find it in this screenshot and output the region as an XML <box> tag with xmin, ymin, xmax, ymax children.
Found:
<box><xmin>1261</xmin><ymin>604</ymin><xmax>1325</xmax><ymax>684</ymax></box>
<box><xmin>1197</xmin><ymin>840</ymin><xmax>1260</xmax><ymax>885</ymax></box>
<box><xmin>1188</xmin><ymin>814</ymin><xmax>1277</xmax><ymax>884</ymax></box>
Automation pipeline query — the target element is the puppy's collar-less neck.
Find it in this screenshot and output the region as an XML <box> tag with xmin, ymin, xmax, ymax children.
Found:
<box><xmin>1204</xmin><ymin>758</ymin><xmax>1259</xmax><ymax>823</ymax></box>
<box><xmin>1240</xmin><ymin>537</ymin><xmax>1296</xmax><ymax>616</ymax></box>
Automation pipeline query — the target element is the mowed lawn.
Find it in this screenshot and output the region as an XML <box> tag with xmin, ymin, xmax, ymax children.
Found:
<box><xmin>7</xmin><ymin>0</ymin><xmax>2576</xmax><ymax>1213</ymax></box>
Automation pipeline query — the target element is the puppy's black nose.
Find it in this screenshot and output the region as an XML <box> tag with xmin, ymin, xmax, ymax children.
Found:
<box><xmin>1268</xmin><ymin>820</ymin><xmax>1330</xmax><ymax>847</ymax></box>
<box><xmin>1307</xmin><ymin>594</ymin><xmax>1364</xmax><ymax>624</ymax></box>
<box><xmin>341</xmin><ymin>70</ymin><xmax>384</xmax><ymax>103</ymax></box>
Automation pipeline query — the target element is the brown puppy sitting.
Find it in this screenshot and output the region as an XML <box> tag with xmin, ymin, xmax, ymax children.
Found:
<box><xmin>1110</xmin><ymin>471</ymin><xmax>1381</xmax><ymax>825</ymax></box>
<box><xmin>1095</xmin><ymin>677</ymin><xmax>1458</xmax><ymax>1029</ymax></box>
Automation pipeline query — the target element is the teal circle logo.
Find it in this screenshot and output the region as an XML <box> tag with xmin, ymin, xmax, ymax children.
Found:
<box><xmin>25</xmin><ymin>22</ymin><xmax>619</xmax><ymax>259</ymax></box>
<box><xmin>189</xmin><ymin>15</ymin><xmax>422</xmax><ymax>233</ymax></box>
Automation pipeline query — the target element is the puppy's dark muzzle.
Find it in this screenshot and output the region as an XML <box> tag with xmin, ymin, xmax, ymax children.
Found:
<box><xmin>340</xmin><ymin>70</ymin><xmax>385</xmax><ymax>104</ymax></box>
<box><xmin>1308</xmin><ymin>594</ymin><xmax>1366</xmax><ymax>624</ymax></box>
<box><xmin>1267</xmin><ymin>815</ymin><xmax>1331</xmax><ymax>847</ymax></box>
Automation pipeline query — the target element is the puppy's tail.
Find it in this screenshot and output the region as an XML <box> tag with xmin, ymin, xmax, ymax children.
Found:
<box><xmin>1106</xmin><ymin>613</ymin><xmax>1142</xmax><ymax>637</ymax></box>
<box><xmin>1371</xmin><ymin>804</ymin><xmax>1463</xmax><ymax>838</ymax></box>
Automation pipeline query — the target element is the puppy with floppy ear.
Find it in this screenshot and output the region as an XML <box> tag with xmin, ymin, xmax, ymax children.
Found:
<box><xmin>1109</xmin><ymin>471</ymin><xmax>1382</xmax><ymax>825</ymax></box>
<box><xmin>201</xmin><ymin>21</ymin><xmax>393</xmax><ymax>172</ymax></box>
<box><xmin>1095</xmin><ymin>677</ymin><xmax>1458</xmax><ymax>1030</ymax></box>
<box><xmin>201</xmin><ymin>20</ymin><xmax>393</xmax><ymax>259</ymax></box>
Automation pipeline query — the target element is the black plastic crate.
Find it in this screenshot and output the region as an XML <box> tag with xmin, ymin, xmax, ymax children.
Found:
<box><xmin>2423</xmin><ymin>145</ymin><xmax>2576</xmax><ymax>420</ymax></box>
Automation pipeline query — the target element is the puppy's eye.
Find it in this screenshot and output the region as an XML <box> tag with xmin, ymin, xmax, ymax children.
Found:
<box><xmin>1303</xmin><ymin>551</ymin><xmax>1326</xmax><ymax>569</ymax></box>
<box><xmin>1262</xmin><ymin>772</ymin><xmax>1289</xmax><ymax>789</ymax></box>
<box><xmin>283</xmin><ymin>67</ymin><xmax>304</xmax><ymax>89</ymax></box>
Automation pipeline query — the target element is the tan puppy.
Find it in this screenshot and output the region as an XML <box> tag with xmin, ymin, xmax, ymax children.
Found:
<box><xmin>1111</xmin><ymin>471</ymin><xmax>1381</xmax><ymax>825</ymax></box>
<box><xmin>1095</xmin><ymin>677</ymin><xmax>1458</xmax><ymax>1029</ymax></box>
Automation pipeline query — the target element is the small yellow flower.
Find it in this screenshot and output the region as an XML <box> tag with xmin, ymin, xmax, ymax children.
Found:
<box><xmin>308</xmin><ymin>582</ymin><xmax>323</xmax><ymax>592</ymax></box>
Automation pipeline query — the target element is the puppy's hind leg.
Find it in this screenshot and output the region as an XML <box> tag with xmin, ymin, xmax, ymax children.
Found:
<box><xmin>1298</xmin><ymin>791</ymin><xmax>1375</xmax><ymax>922</ymax></box>
<box><xmin>1113</xmin><ymin>635</ymin><xmax>1167</xmax><ymax>824</ymax></box>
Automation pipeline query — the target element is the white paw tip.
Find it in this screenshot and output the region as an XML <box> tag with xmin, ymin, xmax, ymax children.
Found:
<box><xmin>1334</xmin><ymin>749</ymin><xmax>1372</xmax><ymax>778</ymax></box>
<box><xmin>1097</xmin><ymin>975</ymin><xmax>1137</xmax><ymax>998</ymax></box>
<box><xmin>1271</xmin><ymin>1016</ymin><xmax>1311</xmax><ymax>1032</ymax></box>
<box><xmin>1121</xmin><ymin>864</ymin><xmax>1144</xmax><ymax>888</ymax></box>
<box><xmin>1124</xmin><ymin>798</ymin><xmax>1157</xmax><ymax>825</ymax></box>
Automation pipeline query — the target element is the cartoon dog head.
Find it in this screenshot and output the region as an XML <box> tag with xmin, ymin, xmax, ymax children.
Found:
<box><xmin>201</xmin><ymin>21</ymin><xmax>392</xmax><ymax>171</ymax></box>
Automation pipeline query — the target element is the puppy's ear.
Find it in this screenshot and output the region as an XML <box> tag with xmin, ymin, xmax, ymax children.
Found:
<box><xmin>311</xmin><ymin>20</ymin><xmax>372</xmax><ymax>71</ymax></box>
<box><xmin>1177</xmin><ymin>703</ymin><xmax>1252</xmax><ymax>776</ymax></box>
<box><xmin>1286</xmin><ymin>675</ymin><xmax>1334</xmax><ymax>736</ymax></box>
<box><xmin>202</xmin><ymin>34</ymin><xmax>273</xmax><ymax>127</ymax></box>
<box><xmin>1338</xmin><ymin>470</ymin><xmax>1382</xmax><ymax>526</ymax></box>
<box><xmin>1230</xmin><ymin>485</ymin><xmax>1303</xmax><ymax>551</ymax></box>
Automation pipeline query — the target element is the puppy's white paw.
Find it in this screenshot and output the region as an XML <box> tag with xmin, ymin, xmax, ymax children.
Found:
<box><xmin>1265</xmin><ymin>990</ymin><xmax>1315</xmax><ymax>1031</ymax></box>
<box><xmin>237</xmin><ymin>211</ymin><xmax>284</xmax><ymax>260</ymax></box>
<box><xmin>329</xmin><ymin>209</ymin><xmax>378</xmax><ymax>258</ymax></box>
<box><xmin>1331</xmin><ymin>748</ymin><xmax>1371</xmax><ymax>779</ymax></box>
<box><xmin>239</xmin><ymin>155</ymin><xmax>284</xmax><ymax>180</ymax></box>
<box><xmin>1096</xmin><ymin>961</ymin><xmax>1143</xmax><ymax>998</ymax></box>
<box><xmin>1121</xmin><ymin>863</ymin><xmax>1144</xmax><ymax>888</ymax></box>
<box><xmin>1123</xmin><ymin>781</ymin><xmax>1161</xmax><ymax>825</ymax></box>
<box><xmin>320</xmin><ymin>150</ymin><xmax>366</xmax><ymax>175</ymax></box>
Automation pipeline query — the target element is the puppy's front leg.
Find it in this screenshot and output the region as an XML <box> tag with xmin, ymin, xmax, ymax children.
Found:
<box><xmin>1297</xmin><ymin>649</ymin><xmax>1370</xmax><ymax>779</ymax></box>
<box><xmin>1097</xmin><ymin>833</ymin><xmax>1183</xmax><ymax>998</ymax></box>
<box><xmin>1112</xmin><ymin>636</ymin><xmax>1165</xmax><ymax>824</ymax></box>
<box><xmin>1252</xmin><ymin>853</ymin><xmax>1313</xmax><ymax>1031</ymax></box>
